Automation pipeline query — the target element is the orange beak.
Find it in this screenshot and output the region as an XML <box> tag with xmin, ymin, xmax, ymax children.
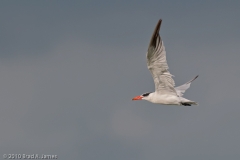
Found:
<box><xmin>132</xmin><ymin>95</ymin><xmax>143</xmax><ymax>100</ymax></box>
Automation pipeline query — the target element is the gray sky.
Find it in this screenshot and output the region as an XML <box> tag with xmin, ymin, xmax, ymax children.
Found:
<box><xmin>0</xmin><ymin>0</ymin><xmax>240</xmax><ymax>159</ymax></box>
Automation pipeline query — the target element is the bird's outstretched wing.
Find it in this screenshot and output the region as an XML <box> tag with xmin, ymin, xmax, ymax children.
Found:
<box><xmin>175</xmin><ymin>75</ymin><xmax>199</xmax><ymax>97</ymax></box>
<box><xmin>147</xmin><ymin>19</ymin><xmax>177</xmax><ymax>95</ymax></box>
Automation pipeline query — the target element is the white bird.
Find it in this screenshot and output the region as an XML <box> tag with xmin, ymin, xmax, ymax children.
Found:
<box><xmin>132</xmin><ymin>19</ymin><xmax>198</xmax><ymax>106</ymax></box>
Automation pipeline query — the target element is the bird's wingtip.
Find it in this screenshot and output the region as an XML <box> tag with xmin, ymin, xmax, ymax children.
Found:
<box><xmin>156</xmin><ymin>19</ymin><xmax>162</xmax><ymax>30</ymax></box>
<box><xmin>148</xmin><ymin>19</ymin><xmax>162</xmax><ymax>48</ymax></box>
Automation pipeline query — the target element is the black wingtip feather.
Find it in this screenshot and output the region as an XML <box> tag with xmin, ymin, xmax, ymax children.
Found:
<box><xmin>149</xmin><ymin>19</ymin><xmax>162</xmax><ymax>48</ymax></box>
<box><xmin>186</xmin><ymin>75</ymin><xmax>199</xmax><ymax>84</ymax></box>
<box><xmin>193</xmin><ymin>75</ymin><xmax>199</xmax><ymax>81</ymax></box>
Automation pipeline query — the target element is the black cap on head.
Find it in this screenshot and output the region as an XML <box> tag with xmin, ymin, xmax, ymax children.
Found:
<box><xmin>142</xmin><ymin>92</ymin><xmax>151</xmax><ymax>97</ymax></box>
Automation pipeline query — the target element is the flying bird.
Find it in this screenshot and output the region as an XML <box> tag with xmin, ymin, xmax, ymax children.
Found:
<box><xmin>132</xmin><ymin>19</ymin><xmax>198</xmax><ymax>106</ymax></box>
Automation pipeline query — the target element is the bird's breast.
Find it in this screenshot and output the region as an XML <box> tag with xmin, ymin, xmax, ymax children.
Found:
<box><xmin>150</xmin><ymin>94</ymin><xmax>180</xmax><ymax>105</ymax></box>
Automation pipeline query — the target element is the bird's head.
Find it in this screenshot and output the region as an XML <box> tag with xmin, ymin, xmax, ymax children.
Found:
<box><xmin>132</xmin><ymin>92</ymin><xmax>152</xmax><ymax>101</ymax></box>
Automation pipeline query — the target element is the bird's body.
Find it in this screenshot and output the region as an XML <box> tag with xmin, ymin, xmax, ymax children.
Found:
<box><xmin>145</xmin><ymin>93</ymin><xmax>180</xmax><ymax>105</ymax></box>
<box><xmin>132</xmin><ymin>19</ymin><xmax>198</xmax><ymax>106</ymax></box>
<box><xmin>142</xmin><ymin>92</ymin><xmax>197</xmax><ymax>106</ymax></box>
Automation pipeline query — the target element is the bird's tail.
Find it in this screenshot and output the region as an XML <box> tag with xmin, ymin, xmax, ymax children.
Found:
<box><xmin>180</xmin><ymin>98</ymin><xmax>198</xmax><ymax>106</ymax></box>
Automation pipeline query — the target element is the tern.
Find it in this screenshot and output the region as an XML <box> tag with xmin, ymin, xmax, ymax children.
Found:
<box><xmin>132</xmin><ymin>19</ymin><xmax>198</xmax><ymax>106</ymax></box>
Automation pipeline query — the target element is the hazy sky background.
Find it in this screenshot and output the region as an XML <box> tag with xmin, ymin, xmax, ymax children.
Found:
<box><xmin>0</xmin><ymin>0</ymin><xmax>240</xmax><ymax>159</ymax></box>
